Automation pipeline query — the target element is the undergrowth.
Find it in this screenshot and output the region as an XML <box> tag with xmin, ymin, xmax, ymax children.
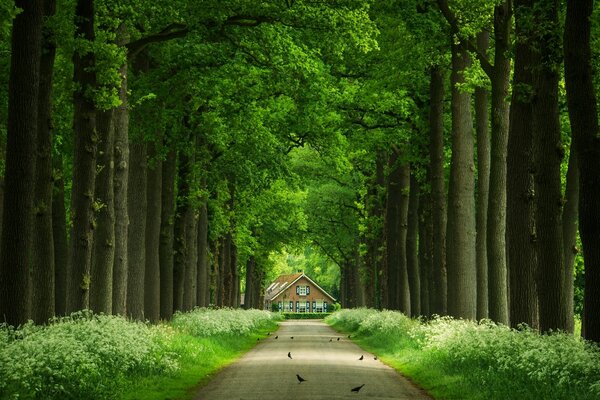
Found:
<box><xmin>326</xmin><ymin>309</ymin><xmax>600</xmax><ymax>400</ymax></box>
<box><xmin>0</xmin><ymin>308</ymin><xmax>281</xmax><ymax>400</ymax></box>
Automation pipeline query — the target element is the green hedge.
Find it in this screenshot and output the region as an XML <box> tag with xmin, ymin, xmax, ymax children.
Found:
<box><xmin>282</xmin><ymin>312</ymin><xmax>332</xmax><ymax>319</ymax></box>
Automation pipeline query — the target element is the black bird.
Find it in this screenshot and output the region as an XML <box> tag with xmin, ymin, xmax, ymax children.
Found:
<box><xmin>290</xmin><ymin>336</ymin><xmax>294</xmax><ymax>339</ymax></box>
<box><xmin>337</xmin><ymin>337</ymin><xmax>340</xmax><ymax>341</ymax></box>
<box><xmin>296</xmin><ymin>374</ymin><xmax>306</xmax><ymax>383</ymax></box>
<box><xmin>275</xmin><ymin>336</ymin><xmax>278</xmax><ymax>339</ymax></box>
<box><xmin>351</xmin><ymin>384</ymin><xmax>365</xmax><ymax>393</ymax></box>
<box><xmin>288</xmin><ymin>351</ymin><xmax>293</xmax><ymax>359</ymax></box>
<box><xmin>348</xmin><ymin>334</ymin><xmax>351</xmax><ymax>338</ymax></box>
<box><xmin>329</xmin><ymin>338</ymin><xmax>333</xmax><ymax>342</ymax></box>
<box><xmin>257</xmin><ymin>338</ymin><xmax>260</xmax><ymax>341</ymax></box>
<box><xmin>267</xmin><ymin>332</ymin><xmax>272</xmax><ymax>336</ymax></box>
<box><xmin>358</xmin><ymin>355</ymin><xmax>364</xmax><ymax>360</ymax></box>
<box><xmin>374</xmin><ymin>356</ymin><xmax>378</xmax><ymax>360</ymax></box>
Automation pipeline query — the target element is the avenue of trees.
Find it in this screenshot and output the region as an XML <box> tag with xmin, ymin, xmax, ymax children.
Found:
<box><xmin>0</xmin><ymin>0</ymin><xmax>598</xmax><ymax>344</ymax></box>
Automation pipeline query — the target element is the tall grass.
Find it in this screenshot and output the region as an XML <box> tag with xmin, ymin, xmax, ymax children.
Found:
<box><xmin>327</xmin><ymin>309</ymin><xmax>600</xmax><ymax>400</ymax></box>
<box><xmin>0</xmin><ymin>308</ymin><xmax>281</xmax><ymax>400</ymax></box>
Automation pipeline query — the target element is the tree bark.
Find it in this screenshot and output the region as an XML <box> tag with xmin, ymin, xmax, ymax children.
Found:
<box><xmin>90</xmin><ymin>109</ymin><xmax>115</xmax><ymax>314</ymax></box>
<box><xmin>429</xmin><ymin>66</ymin><xmax>447</xmax><ymax>316</ymax></box>
<box><xmin>112</xmin><ymin>54</ymin><xmax>129</xmax><ymax>316</ymax></box>
<box><xmin>245</xmin><ymin>255</ymin><xmax>255</xmax><ymax>309</ymax></box>
<box><xmin>564</xmin><ymin>0</ymin><xmax>600</xmax><ymax>342</ymax></box>
<box><xmin>446</xmin><ymin>41</ymin><xmax>477</xmax><ymax>320</ymax></box>
<box><xmin>52</xmin><ymin>153</ymin><xmax>69</xmax><ymax>316</ymax></box>
<box><xmin>145</xmin><ymin>142</ymin><xmax>162</xmax><ymax>322</ymax></box>
<box><xmin>32</xmin><ymin>0</ymin><xmax>57</xmax><ymax>324</ymax></box>
<box><xmin>507</xmin><ymin>0</ymin><xmax>538</xmax><ymax>329</ymax></box>
<box><xmin>487</xmin><ymin>1</ymin><xmax>512</xmax><ymax>325</ymax></box>
<box><xmin>173</xmin><ymin>148</ymin><xmax>191</xmax><ymax>312</ymax></box>
<box><xmin>159</xmin><ymin>149</ymin><xmax>176</xmax><ymax>319</ymax></box>
<box><xmin>418</xmin><ymin>185</ymin><xmax>433</xmax><ymax>317</ymax></box>
<box><xmin>182</xmin><ymin>203</ymin><xmax>198</xmax><ymax>311</ymax></box>
<box><xmin>126</xmin><ymin>140</ymin><xmax>147</xmax><ymax>320</ymax></box>
<box><xmin>531</xmin><ymin>0</ymin><xmax>566</xmax><ymax>332</ymax></box>
<box><xmin>474</xmin><ymin>31</ymin><xmax>490</xmax><ymax>321</ymax></box>
<box><xmin>561</xmin><ymin>145</ymin><xmax>578</xmax><ymax>333</ymax></box>
<box><xmin>68</xmin><ymin>0</ymin><xmax>97</xmax><ymax>313</ymax></box>
<box><xmin>407</xmin><ymin>174</ymin><xmax>420</xmax><ymax>316</ymax></box>
<box><xmin>0</xmin><ymin>0</ymin><xmax>44</xmax><ymax>325</ymax></box>
<box><xmin>197</xmin><ymin>199</ymin><xmax>209</xmax><ymax>307</ymax></box>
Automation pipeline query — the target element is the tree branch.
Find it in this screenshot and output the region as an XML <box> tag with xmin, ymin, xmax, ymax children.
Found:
<box><xmin>126</xmin><ymin>23</ymin><xmax>188</xmax><ymax>59</ymax></box>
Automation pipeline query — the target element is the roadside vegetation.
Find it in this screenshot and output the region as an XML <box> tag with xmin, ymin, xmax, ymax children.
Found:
<box><xmin>326</xmin><ymin>309</ymin><xmax>600</xmax><ymax>400</ymax></box>
<box><xmin>0</xmin><ymin>309</ymin><xmax>280</xmax><ymax>400</ymax></box>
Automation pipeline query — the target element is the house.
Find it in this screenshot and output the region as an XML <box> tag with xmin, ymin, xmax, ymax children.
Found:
<box><xmin>264</xmin><ymin>272</ymin><xmax>336</xmax><ymax>312</ymax></box>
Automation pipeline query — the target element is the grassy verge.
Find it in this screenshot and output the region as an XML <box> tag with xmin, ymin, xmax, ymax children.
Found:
<box><xmin>0</xmin><ymin>309</ymin><xmax>281</xmax><ymax>400</ymax></box>
<box><xmin>281</xmin><ymin>312</ymin><xmax>332</xmax><ymax>319</ymax></box>
<box><xmin>326</xmin><ymin>309</ymin><xmax>600</xmax><ymax>400</ymax></box>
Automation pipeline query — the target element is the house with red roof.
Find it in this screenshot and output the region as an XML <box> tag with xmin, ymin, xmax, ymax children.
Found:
<box><xmin>264</xmin><ymin>272</ymin><xmax>336</xmax><ymax>312</ymax></box>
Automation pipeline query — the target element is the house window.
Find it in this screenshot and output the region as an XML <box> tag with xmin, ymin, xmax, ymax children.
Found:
<box><xmin>306</xmin><ymin>301</ymin><xmax>310</xmax><ymax>312</ymax></box>
<box><xmin>289</xmin><ymin>301</ymin><xmax>294</xmax><ymax>312</ymax></box>
<box><xmin>298</xmin><ymin>286</ymin><xmax>307</xmax><ymax>296</ymax></box>
<box><xmin>312</xmin><ymin>301</ymin><xmax>316</xmax><ymax>312</ymax></box>
<box><xmin>278</xmin><ymin>301</ymin><xmax>283</xmax><ymax>311</ymax></box>
<box><xmin>324</xmin><ymin>301</ymin><xmax>328</xmax><ymax>312</ymax></box>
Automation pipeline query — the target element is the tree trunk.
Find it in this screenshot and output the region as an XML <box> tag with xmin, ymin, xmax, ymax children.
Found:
<box><xmin>159</xmin><ymin>149</ymin><xmax>176</xmax><ymax>319</ymax></box>
<box><xmin>446</xmin><ymin>41</ymin><xmax>477</xmax><ymax>320</ymax></box>
<box><xmin>245</xmin><ymin>255</ymin><xmax>255</xmax><ymax>309</ymax></box>
<box><xmin>216</xmin><ymin>236</ymin><xmax>225</xmax><ymax>306</ymax></box>
<box><xmin>90</xmin><ymin>110</ymin><xmax>115</xmax><ymax>314</ymax></box>
<box><xmin>507</xmin><ymin>0</ymin><xmax>539</xmax><ymax>329</ymax></box>
<box><xmin>222</xmin><ymin>233</ymin><xmax>232</xmax><ymax>306</ymax></box>
<box><xmin>561</xmin><ymin>145</ymin><xmax>578</xmax><ymax>333</ymax></box>
<box><xmin>32</xmin><ymin>0</ymin><xmax>57</xmax><ymax>324</ymax></box>
<box><xmin>182</xmin><ymin>204</ymin><xmax>198</xmax><ymax>311</ymax></box>
<box><xmin>418</xmin><ymin>186</ymin><xmax>433</xmax><ymax>317</ymax></box>
<box><xmin>429</xmin><ymin>66</ymin><xmax>447</xmax><ymax>316</ymax></box>
<box><xmin>145</xmin><ymin>142</ymin><xmax>162</xmax><ymax>322</ymax></box>
<box><xmin>53</xmin><ymin>153</ymin><xmax>69</xmax><ymax>316</ymax></box>
<box><xmin>68</xmin><ymin>0</ymin><xmax>97</xmax><ymax>313</ymax></box>
<box><xmin>173</xmin><ymin>148</ymin><xmax>191</xmax><ymax>312</ymax></box>
<box><xmin>531</xmin><ymin>0</ymin><xmax>566</xmax><ymax>332</ymax></box>
<box><xmin>112</xmin><ymin>58</ymin><xmax>129</xmax><ymax>316</ymax></box>
<box><xmin>197</xmin><ymin>199</ymin><xmax>209</xmax><ymax>307</ymax></box>
<box><xmin>487</xmin><ymin>1</ymin><xmax>512</xmax><ymax>325</ymax></box>
<box><xmin>126</xmin><ymin>140</ymin><xmax>147</xmax><ymax>320</ymax></box>
<box><xmin>564</xmin><ymin>0</ymin><xmax>600</xmax><ymax>342</ymax></box>
<box><xmin>475</xmin><ymin>31</ymin><xmax>490</xmax><ymax>321</ymax></box>
<box><xmin>0</xmin><ymin>0</ymin><xmax>44</xmax><ymax>325</ymax></box>
<box><xmin>231</xmin><ymin>240</ymin><xmax>239</xmax><ymax>307</ymax></box>
<box><xmin>407</xmin><ymin>174</ymin><xmax>420</xmax><ymax>316</ymax></box>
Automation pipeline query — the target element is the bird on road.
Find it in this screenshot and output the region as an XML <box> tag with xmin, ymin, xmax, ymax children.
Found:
<box><xmin>288</xmin><ymin>352</ymin><xmax>293</xmax><ymax>359</ymax></box>
<box><xmin>329</xmin><ymin>338</ymin><xmax>333</xmax><ymax>342</ymax></box>
<box><xmin>358</xmin><ymin>355</ymin><xmax>364</xmax><ymax>360</ymax></box>
<box><xmin>374</xmin><ymin>356</ymin><xmax>378</xmax><ymax>360</ymax></box>
<box><xmin>348</xmin><ymin>334</ymin><xmax>352</xmax><ymax>338</ymax></box>
<box><xmin>290</xmin><ymin>336</ymin><xmax>294</xmax><ymax>339</ymax></box>
<box><xmin>337</xmin><ymin>337</ymin><xmax>340</xmax><ymax>341</ymax></box>
<box><xmin>275</xmin><ymin>336</ymin><xmax>278</xmax><ymax>339</ymax></box>
<box><xmin>267</xmin><ymin>332</ymin><xmax>272</xmax><ymax>336</ymax></box>
<box><xmin>351</xmin><ymin>384</ymin><xmax>365</xmax><ymax>393</ymax></box>
<box><xmin>296</xmin><ymin>374</ymin><xmax>306</xmax><ymax>383</ymax></box>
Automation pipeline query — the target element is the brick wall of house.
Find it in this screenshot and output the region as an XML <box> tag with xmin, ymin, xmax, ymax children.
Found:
<box><xmin>271</xmin><ymin>276</ymin><xmax>333</xmax><ymax>312</ymax></box>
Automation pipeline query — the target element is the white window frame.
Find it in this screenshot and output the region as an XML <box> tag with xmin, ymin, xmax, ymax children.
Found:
<box><xmin>298</xmin><ymin>285</ymin><xmax>307</xmax><ymax>296</ymax></box>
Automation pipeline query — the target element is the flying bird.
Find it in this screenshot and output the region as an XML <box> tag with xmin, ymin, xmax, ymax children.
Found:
<box><xmin>296</xmin><ymin>374</ymin><xmax>306</xmax><ymax>383</ymax></box>
<box><xmin>288</xmin><ymin>352</ymin><xmax>293</xmax><ymax>359</ymax></box>
<box><xmin>358</xmin><ymin>355</ymin><xmax>364</xmax><ymax>360</ymax></box>
<box><xmin>351</xmin><ymin>384</ymin><xmax>365</xmax><ymax>393</ymax></box>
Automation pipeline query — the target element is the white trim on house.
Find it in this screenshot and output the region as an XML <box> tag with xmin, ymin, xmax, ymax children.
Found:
<box><xmin>267</xmin><ymin>272</ymin><xmax>336</xmax><ymax>303</ymax></box>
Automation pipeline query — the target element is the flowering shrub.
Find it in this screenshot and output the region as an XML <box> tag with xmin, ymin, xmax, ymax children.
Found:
<box><xmin>0</xmin><ymin>308</ymin><xmax>280</xmax><ymax>400</ymax></box>
<box><xmin>171</xmin><ymin>307</ymin><xmax>281</xmax><ymax>337</ymax></box>
<box><xmin>326</xmin><ymin>309</ymin><xmax>600</xmax><ymax>400</ymax></box>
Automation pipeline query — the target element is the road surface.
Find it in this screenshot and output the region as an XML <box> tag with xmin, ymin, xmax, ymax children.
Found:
<box><xmin>193</xmin><ymin>319</ymin><xmax>432</xmax><ymax>399</ymax></box>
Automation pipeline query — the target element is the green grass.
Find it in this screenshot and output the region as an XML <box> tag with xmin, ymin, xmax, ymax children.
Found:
<box><xmin>0</xmin><ymin>308</ymin><xmax>281</xmax><ymax>400</ymax></box>
<box><xmin>326</xmin><ymin>309</ymin><xmax>600</xmax><ymax>400</ymax></box>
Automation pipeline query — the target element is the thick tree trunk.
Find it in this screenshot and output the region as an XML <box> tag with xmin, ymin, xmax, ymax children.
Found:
<box><xmin>222</xmin><ymin>233</ymin><xmax>232</xmax><ymax>306</ymax></box>
<box><xmin>196</xmin><ymin>199</ymin><xmax>209</xmax><ymax>307</ymax></box>
<box><xmin>159</xmin><ymin>149</ymin><xmax>176</xmax><ymax>319</ymax></box>
<box><xmin>0</xmin><ymin>0</ymin><xmax>44</xmax><ymax>325</ymax></box>
<box><xmin>407</xmin><ymin>174</ymin><xmax>420</xmax><ymax>316</ymax></box>
<box><xmin>245</xmin><ymin>255</ymin><xmax>256</xmax><ymax>309</ymax></box>
<box><xmin>531</xmin><ymin>0</ymin><xmax>566</xmax><ymax>332</ymax></box>
<box><xmin>446</xmin><ymin>41</ymin><xmax>477</xmax><ymax>320</ymax></box>
<box><xmin>182</xmin><ymin>205</ymin><xmax>198</xmax><ymax>311</ymax></box>
<box><xmin>68</xmin><ymin>0</ymin><xmax>97</xmax><ymax>313</ymax></box>
<box><xmin>145</xmin><ymin>142</ymin><xmax>162</xmax><ymax>322</ymax></box>
<box><xmin>429</xmin><ymin>66</ymin><xmax>447</xmax><ymax>316</ymax></box>
<box><xmin>173</xmin><ymin>148</ymin><xmax>191</xmax><ymax>312</ymax></box>
<box><xmin>126</xmin><ymin>140</ymin><xmax>147</xmax><ymax>320</ymax></box>
<box><xmin>474</xmin><ymin>31</ymin><xmax>490</xmax><ymax>321</ymax></box>
<box><xmin>487</xmin><ymin>1</ymin><xmax>512</xmax><ymax>325</ymax></box>
<box><xmin>52</xmin><ymin>153</ymin><xmax>69</xmax><ymax>316</ymax></box>
<box><xmin>562</xmin><ymin>146</ymin><xmax>578</xmax><ymax>333</ymax></box>
<box><xmin>507</xmin><ymin>0</ymin><xmax>538</xmax><ymax>329</ymax></box>
<box><xmin>231</xmin><ymin>240</ymin><xmax>239</xmax><ymax>307</ymax></box>
<box><xmin>90</xmin><ymin>110</ymin><xmax>115</xmax><ymax>314</ymax></box>
<box><xmin>418</xmin><ymin>186</ymin><xmax>433</xmax><ymax>317</ymax></box>
<box><xmin>32</xmin><ymin>0</ymin><xmax>57</xmax><ymax>324</ymax></box>
<box><xmin>112</xmin><ymin>59</ymin><xmax>129</xmax><ymax>316</ymax></box>
<box><xmin>564</xmin><ymin>0</ymin><xmax>600</xmax><ymax>342</ymax></box>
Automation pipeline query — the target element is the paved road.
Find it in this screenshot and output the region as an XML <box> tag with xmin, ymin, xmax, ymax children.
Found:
<box><xmin>193</xmin><ymin>320</ymin><xmax>432</xmax><ymax>400</ymax></box>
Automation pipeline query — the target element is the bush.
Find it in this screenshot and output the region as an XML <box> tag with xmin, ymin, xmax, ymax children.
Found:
<box><xmin>171</xmin><ymin>307</ymin><xmax>281</xmax><ymax>337</ymax></box>
<box><xmin>326</xmin><ymin>309</ymin><xmax>600</xmax><ymax>400</ymax></box>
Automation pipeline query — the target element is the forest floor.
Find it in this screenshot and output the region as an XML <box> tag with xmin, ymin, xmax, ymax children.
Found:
<box><xmin>192</xmin><ymin>320</ymin><xmax>432</xmax><ymax>400</ymax></box>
